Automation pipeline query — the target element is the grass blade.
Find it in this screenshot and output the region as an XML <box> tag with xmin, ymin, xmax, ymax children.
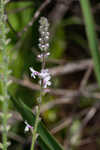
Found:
<box><xmin>80</xmin><ymin>0</ymin><xmax>100</xmax><ymax>85</ymax></box>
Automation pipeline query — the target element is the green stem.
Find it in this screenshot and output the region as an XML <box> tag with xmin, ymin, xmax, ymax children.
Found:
<box><xmin>80</xmin><ymin>0</ymin><xmax>100</xmax><ymax>86</ymax></box>
<box><xmin>30</xmin><ymin>79</ymin><xmax>43</xmax><ymax>150</ymax></box>
<box><xmin>30</xmin><ymin>52</ymin><xmax>45</xmax><ymax>150</ymax></box>
<box><xmin>0</xmin><ymin>0</ymin><xmax>9</xmax><ymax>149</ymax></box>
<box><xmin>30</xmin><ymin>104</ymin><xmax>40</xmax><ymax>150</ymax></box>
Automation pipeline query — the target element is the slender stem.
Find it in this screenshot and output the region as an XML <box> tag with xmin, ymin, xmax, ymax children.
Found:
<box><xmin>42</xmin><ymin>52</ymin><xmax>46</xmax><ymax>70</ymax></box>
<box><xmin>30</xmin><ymin>104</ymin><xmax>40</xmax><ymax>150</ymax></box>
<box><xmin>30</xmin><ymin>17</ymin><xmax>50</xmax><ymax>150</ymax></box>
<box><xmin>0</xmin><ymin>0</ymin><xmax>9</xmax><ymax>149</ymax></box>
<box><xmin>30</xmin><ymin>53</ymin><xmax>45</xmax><ymax>150</ymax></box>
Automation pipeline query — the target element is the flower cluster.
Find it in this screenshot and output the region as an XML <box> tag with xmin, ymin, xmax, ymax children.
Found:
<box><xmin>30</xmin><ymin>17</ymin><xmax>51</xmax><ymax>90</ymax></box>
<box><xmin>30</xmin><ymin>67</ymin><xmax>51</xmax><ymax>89</ymax></box>
<box><xmin>38</xmin><ymin>17</ymin><xmax>50</xmax><ymax>52</ymax></box>
<box><xmin>39</xmin><ymin>69</ymin><xmax>51</xmax><ymax>88</ymax></box>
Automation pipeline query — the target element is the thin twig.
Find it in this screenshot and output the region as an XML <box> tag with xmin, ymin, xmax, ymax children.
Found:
<box><xmin>80</xmin><ymin>65</ymin><xmax>93</xmax><ymax>88</ymax></box>
<box><xmin>10</xmin><ymin>76</ymin><xmax>100</xmax><ymax>99</ymax></box>
<box><xmin>18</xmin><ymin>0</ymin><xmax>51</xmax><ymax>37</ymax></box>
<box><xmin>49</xmin><ymin>59</ymin><xmax>92</xmax><ymax>76</ymax></box>
<box><xmin>49</xmin><ymin>0</ymin><xmax>73</xmax><ymax>24</ymax></box>
<box><xmin>40</xmin><ymin>97</ymin><xmax>73</xmax><ymax>113</ymax></box>
<box><xmin>82</xmin><ymin>102</ymin><xmax>100</xmax><ymax>127</ymax></box>
<box><xmin>51</xmin><ymin>118</ymin><xmax>72</xmax><ymax>134</ymax></box>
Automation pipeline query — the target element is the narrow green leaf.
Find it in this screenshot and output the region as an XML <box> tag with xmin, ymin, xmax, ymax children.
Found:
<box><xmin>80</xmin><ymin>0</ymin><xmax>100</xmax><ymax>86</ymax></box>
<box><xmin>38</xmin><ymin>137</ymin><xmax>51</xmax><ymax>150</ymax></box>
<box><xmin>10</xmin><ymin>96</ymin><xmax>64</xmax><ymax>150</ymax></box>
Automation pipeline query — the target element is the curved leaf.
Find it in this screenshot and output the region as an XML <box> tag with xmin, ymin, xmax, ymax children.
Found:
<box><xmin>10</xmin><ymin>96</ymin><xmax>64</xmax><ymax>150</ymax></box>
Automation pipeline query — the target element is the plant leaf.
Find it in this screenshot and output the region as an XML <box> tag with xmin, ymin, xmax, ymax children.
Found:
<box><xmin>10</xmin><ymin>96</ymin><xmax>64</xmax><ymax>150</ymax></box>
<box><xmin>80</xmin><ymin>0</ymin><xmax>100</xmax><ymax>86</ymax></box>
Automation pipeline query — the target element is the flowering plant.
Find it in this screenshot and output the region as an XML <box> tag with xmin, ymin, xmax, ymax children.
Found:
<box><xmin>24</xmin><ymin>17</ymin><xmax>52</xmax><ymax>150</ymax></box>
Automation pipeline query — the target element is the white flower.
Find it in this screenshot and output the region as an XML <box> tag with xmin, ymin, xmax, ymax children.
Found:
<box><xmin>25</xmin><ymin>125</ymin><xmax>29</xmax><ymax>132</ymax></box>
<box><xmin>37</xmin><ymin>52</ymin><xmax>50</xmax><ymax>59</ymax></box>
<box><xmin>37</xmin><ymin>54</ymin><xmax>43</xmax><ymax>59</ymax></box>
<box><xmin>45</xmin><ymin>52</ymin><xmax>50</xmax><ymax>56</ymax></box>
<box><xmin>29</xmin><ymin>67</ymin><xmax>51</xmax><ymax>89</ymax></box>
<box><xmin>39</xmin><ymin>69</ymin><xmax>51</xmax><ymax>88</ymax></box>
<box><xmin>29</xmin><ymin>67</ymin><xmax>39</xmax><ymax>79</ymax></box>
<box><xmin>39</xmin><ymin>69</ymin><xmax>49</xmax><ymax>77</ymax></box>
<box><xmin>24</xmin><ymin>121</ymin><xmax>33</xmax><ymax>132</ymax></box>
<box><xmin>43</xmin><ymin>77</ymin><xmax>51</xmax><ymax>88</ymax></box>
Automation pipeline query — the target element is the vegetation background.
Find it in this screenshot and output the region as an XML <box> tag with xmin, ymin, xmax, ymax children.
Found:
<box><xmin>1</xmin><ymin>0</ymin><xmax>100</xmax><ymax>150</ymax></box>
